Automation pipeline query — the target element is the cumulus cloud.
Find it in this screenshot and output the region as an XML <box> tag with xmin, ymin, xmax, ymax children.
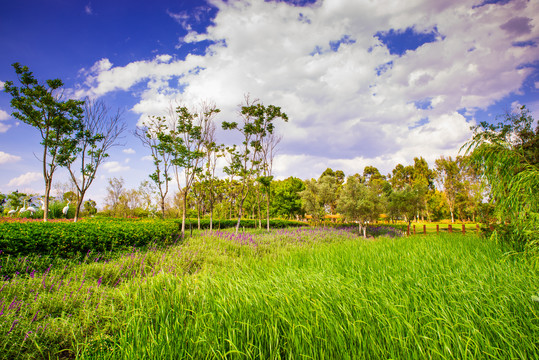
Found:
<box><xmin>8</xmin><ymin>172</ymin><xmax>42</xmax><ymax>187</ymax></box>
<box><xmin>0</xmin><ymin>109</ymin><xmax>10</xmax><ymax>133</ymax></box>
<box><xmin>79</xmin><ymin>0</ymin><xmax>539</xmax><ymax>176</ymax></box>
<box><xmin>0</xmin><ymin>151</ymin><xmax>22</xmax><ymax>164</ymax></box>
<box><xmin>103</xmin><ymin>161</ymin><xmax>130</xmax><ymax>173</ymax></box>
<box><xmin>122</xmin><ymin>148</ymin><xmax>136</xmax><ymax>154</ymax></box>
<box><xmin>141</xmin><ymin>155</ymin><xmax>153</xmax><ymax>161</ymax></box>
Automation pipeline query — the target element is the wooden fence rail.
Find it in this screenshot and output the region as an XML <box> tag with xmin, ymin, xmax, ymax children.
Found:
<box><xmin>407</xmin><ymin>223</ymin><xmax>484</xmax><ymax>236</ymax></box>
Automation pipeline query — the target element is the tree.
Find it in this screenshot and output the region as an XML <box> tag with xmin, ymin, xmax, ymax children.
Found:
<box><xmin>259</xmin><ymin>132</ymin><xmax>282</xmax><ymax>231</ymax></box>
<box><xmin>222</xmin><ymin>96</ymin><xmax>288</xmax><ymax>234</ymax></box>
<box><xmin>198</xmin><ymin>129</ymin><xmax>223</xmax><ymax>231</ymax></box>
<box><xmin>104</xmin><ymin>177</ymin><xmax>125</xmax><ymax>214</ymax></box>
<box><xmin>387</xmin><ymin>185</ymin><xmax>421</xmax><ymax>229</ymax></box>
<box><xmin>63</xmin><ymin>98</ymin><xmax>126</xmax><ymax>222</ymax></box>
<box><xmin>4</xmin><ymin>63</ymin><xmax>84</xmax><ymax>221</ymax></box>
<box><xmin>435</xmin><ymin>156</ymin><xmax>461</xmax><ymax>223</ymax></box>
<box><xmin>412</xmin><ymin>157</ymin><xmax>436</xmax><ymax>221</ymax></box>
<box><xmin>300</xmin><ymin>179</ymin><xmax>324</xmax><ymax>221</ymax></box>
<box><xmin>167</xmin><ymin>102</ymin><xmax>220</xmax><ymax>237</ymax></box>
<box><xmin>337</xmin><ymin>176</ymin><xmax>383</xmax><ymax>238</ymax></box>
<box><xmin>136</xmin><ymin>115</ymin><xmax>173</xmax><ymax>218</ymax></box>
<box><xmin>271</xmin><ymin>177</ymin><xmax>305</xmax><ymax>219</ymax></box>
<box><xmin>83</xmin><ymin>199</ymin><xmax>97</xmax><ymax>215</ymax></box>
<box><xmin>464</xmin><ymin>105</ymin><xmax>539</xmax><ymax>254</ymax></box>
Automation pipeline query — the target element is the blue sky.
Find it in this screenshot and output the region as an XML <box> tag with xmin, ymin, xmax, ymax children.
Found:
<box><xmin>1</xmin><ymin>0</ymin><xmax>538</xmax><ymax>206</ymax></box>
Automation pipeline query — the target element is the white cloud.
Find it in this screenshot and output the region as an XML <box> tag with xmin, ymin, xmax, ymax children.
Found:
<box><xmin>80</xmin><ymin>0</ymin><xmax>539</xmax><ymax>177</ymax></box>
<box><xmin>85</xmin><ymin>3</ymin><xmax>93</xmax><ymax>15</ymax></box>
<box><xmin>141</xmin><ymin>155</ymin><xmax>153</xmax><ymax>161</ymax></box>
<box><xmin>0</xmin><ymin>151</ymin><xmax>22</xmax><ymax>164</ymax></box>
<box><xmin>0</xmin><ymin>81</ymin><xmax>4</xmax><ymax>90</ymax></box>
<box><xmin>122</xmin><ymin>148</ymin><xmax>136</xmax><ymax>154</ymax></box>
<box><xmin>8</xmin><ymin>172</ymin><xmax>42</xmax><ymax>187</ymax></box>
<box><xmin>0</xmin><ymin>109</ymin><xmax>9</xmax><ymax>121</ymax></box>
<box><xmin>103</xmin><ymin>161</ymin><xmax>130</xmax><ymax>173</ymax></box>
<box><xmin>0</xmin><ymin>108</ymin><xmax>11</xmax><ymax>133</ymax></box>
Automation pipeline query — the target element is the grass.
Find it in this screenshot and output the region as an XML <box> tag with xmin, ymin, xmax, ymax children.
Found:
<box><xmin>1</xmin><ymin>227</ymin><xmax>537</xmax><ymax>359</ymax></box>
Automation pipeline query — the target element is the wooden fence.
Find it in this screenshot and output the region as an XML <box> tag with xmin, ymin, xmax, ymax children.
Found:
<box><xmin>406</xmin><ymin>223</ymin><xmax>493</xmax><ymax>236</ymax></box>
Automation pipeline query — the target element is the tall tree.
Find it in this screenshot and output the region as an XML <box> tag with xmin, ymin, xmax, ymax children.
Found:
<box><xmin>337</xmin><ymin>175</ymin><xmax>383</xmax><ymax>238</ymax></box>
<box><xmin>259</xmin><ymin>132</ymin><xmax>282</xmax><ymax>231</ymax></box>
<box><xmin>63</xmin><ymin>98</ymin><xmax>126</xmax><ymax>222</ymax></box>
<box><xmin>435</xmin><ymin>156</ymin><xmax>461</xmax><ymax>223</ymax></box>
<box><xmin>168</xmin><ymin>102</ymin><xmax>220</xmax><ymax>237</ymax></box>
<box><xmin>222</xmin><ymin>96</ymin><xmax>288</xmax><ymax>234</ymax></box>
<box><xmin>104</xmin><ymin>177</ymin><xmax>125</xmax><ymax>215</ymax></box>
<box><xmin>4</xmin><ymin>63</ymin><xmax>84</xmax><ymax>221</ymax></box>
<box><xmin>464</xmin><ymin>105</ymin><xmax>538</xmax><ymax>253</ymax></box>
<box><xmin>135</xmin><ymin>115</ymin><xmax>173</xmax><ymax>218</ymax></box>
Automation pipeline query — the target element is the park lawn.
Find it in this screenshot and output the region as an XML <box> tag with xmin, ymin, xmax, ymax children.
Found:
<box><xmin>83</xmin><ymin>231</ymin><xmax>538</xmax><ymax>360</ymax></box>
<box><xmin>1</xmin><ymin>226</ymin><xmax>537</xmax><ymax>359</ymax></box>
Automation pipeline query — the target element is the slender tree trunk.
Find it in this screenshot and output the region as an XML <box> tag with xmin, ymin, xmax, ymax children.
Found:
<box><xmin>43</xmin><ymin>179</ymin><xmax>52</xmax><ymax>222</ymax></box>
<box><xmin>181</xmin><ymin>191</ymin><xmax>188</xmax><ymax>238</ymax></box>
<box><xmin>256</xmin><ymin>186</ymin><xmax>262</xmax><ymax>229</ymax></box>
<box><xmin>160</xmin><ymin>196</ymin><xmax>166</xmax><ymax>219</ymax></box>
<box><xmin>210</xmin><ymin>206</ymin><xmax>214</xmax><ymax>232</ymax></box>
<box><xmin>266</xmin><ymin>194</ymin><xmax>270</xmax><ymax>232</ymax></box>
<box><xmin>74</xmin><ymin>196</ymin><xmax>83</xmax><ymax>223</ymax></box>
<box><xmin>197</xmin><ymin>202</ymin><xmax>201</xmax><ymax>230</ymax></box>
<box><xmin>235</xmin><ymin>194</ymin><xmax>248</xmax><ymax>235</ymax></box>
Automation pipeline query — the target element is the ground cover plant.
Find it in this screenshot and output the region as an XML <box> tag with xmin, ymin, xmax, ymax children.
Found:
<box><xmin>0</xmin><ymin>224</ymin><xmax>537</xmax><ymax>359</ymax></box>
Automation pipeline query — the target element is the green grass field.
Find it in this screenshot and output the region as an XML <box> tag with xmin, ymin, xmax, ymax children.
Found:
<box><xmin>1</xmin><ymin>227</ymin><xmax>538</xmax><ymax>359</ymax></box>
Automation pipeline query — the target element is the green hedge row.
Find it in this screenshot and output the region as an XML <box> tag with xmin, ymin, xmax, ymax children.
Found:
<box><xmin>0</xmin><ymin>218</ymin><xmax>307</xmax><ymax>258</ymax></box>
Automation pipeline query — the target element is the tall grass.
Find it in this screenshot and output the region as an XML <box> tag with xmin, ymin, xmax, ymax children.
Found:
<box><xmin>87</xmin><ymin>233</ymin><xmax>538</xmax><ymax>359</ymax></box>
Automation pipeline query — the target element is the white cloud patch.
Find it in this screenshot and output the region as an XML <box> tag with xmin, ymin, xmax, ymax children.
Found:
<box><xmin>85</xmin><ymin>3</ymin><xmax>93</xmax><ymax>15</ymax></box>
<box><xmin>122</xmin><ymin>148</ymin><xmax>136</xmax><ymax>154</ymax></box>
<box><xmin>0</xmin><ymin>151</ymin><xmax>22</xmax><ymax>164</ymax></box>
<box><xmin>0</xmin><ymin>108</ymin><xmax>10</xmax><ymax>133</ymax></box>
<box><xmin>80</xmin><ymin>0</ymin><xmax>539</xmax><ymax>177</ymax></box>
<box><xmin>141</xmin><ymin>155</ymin><xmax>153</xmax><ymax>161</ymax></box>
<box><xmin>103</xmin><ymin>161</ymin><xmax>130</xmax><ymax>173</ymax></box>
<box><xmin>8</xmin><ymin>172</ymin><xmax>42</xmax><ymax>187</ymax></box>
<box><xmin>0</xmin><ymin>81</ymin><xmax>4</xmax><ymax>90</ymax></box>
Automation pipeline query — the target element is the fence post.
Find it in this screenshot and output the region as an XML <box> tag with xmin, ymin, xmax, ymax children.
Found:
<box><xmin>436</xmin><ymin>224</ymin><xmax>439</xmax><ymax>234</ymax></box>
<box><xmin>448</xmin><ymin>224</ymin><xmax>452</xmax><ymax>233</ymax></box>
<box><xmin>423</xmin><ymin>225</ymin><xmax>426</xmax><ymax>235</ymax></box>
<box><xmin>462</xmin><ymin>224</ymin><xmax>466</xmax><ymax>234</ymax></box>
<box><xmin>476</xmin><ymin>224</ymin><xmax>480</xmax><ymax>234</ymax></box>
<box><xmin>413</xmin><ymin>224</ymin><xmax>416</xmax><ymax>234</ymax></box>
<box><xmin>407</xmin><ymin>223</ymin><xmax>410</xmax><ymax>236</ymax></box>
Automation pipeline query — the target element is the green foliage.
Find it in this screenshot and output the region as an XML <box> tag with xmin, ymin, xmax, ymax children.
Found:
<box><xmin>3</xmin><ymin>63</ymin><xmax>85</xmax><ymax>221</ymax></box>
<box><xmin>0</xmin><ymin>219</ymin><xmax>307</xmax><ymax>258</ymax></box>
<box><xmin>464</xmin><ymin>105</ymin><xmax>539</xmax><ymax>259</ymax></box>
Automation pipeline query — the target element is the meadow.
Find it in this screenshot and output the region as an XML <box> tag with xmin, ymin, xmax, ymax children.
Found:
<box><xmin>0</xmin><ymin>221</ymin><xmax>537</xmax><ymax>359</ymax></box>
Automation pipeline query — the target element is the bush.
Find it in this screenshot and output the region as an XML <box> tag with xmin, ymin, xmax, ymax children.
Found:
<box><xmin>0</xmin><ymin>218</ymin><xmax>308</xmax><ymax>258</ymax></box>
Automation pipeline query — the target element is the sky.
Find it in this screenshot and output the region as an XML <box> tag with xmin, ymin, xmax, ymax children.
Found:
<box><xmin>0</xmin><ymin>0</ymin><xmax>538</xmax><ymax>207</ymax></box>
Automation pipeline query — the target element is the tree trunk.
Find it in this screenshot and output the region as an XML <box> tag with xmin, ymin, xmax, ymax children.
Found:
<box><xmin>160</xmin><ymin>196</ymin><xmax>166</xmax><ymax>219</ymax></box>
<box><xmin>235</xmin><ymin>195</ymin><xmax>248</xmax><ymax>235</ymax></box>
<box><xmin>197</xmin><ymin>203</ymin><xmax>201</xmax><ymax>230</ymax></box>
<box><xmin>210</xmin><ymin>207</ymin><xmax>214</xmax><ymax>232</ymax></box>
<box><xmin>181</xmin><ymin>191</ymin><xmax>187</xmax><ymax>238</ymax></box>
<box><xmin>266</xmin><ymin>194</ymin><xmax>270</xmax><ymax>232</ymax></box>
<box><xmin>43</xmin><ymin>179</ymin><xmax>52</xmax><ymax>222</ymax></box>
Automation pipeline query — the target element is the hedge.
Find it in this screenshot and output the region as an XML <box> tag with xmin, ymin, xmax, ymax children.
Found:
<box><xmin>0</xmin><ymin>218</ymin><xmax>307</xmax><ymax>258</ymax></box>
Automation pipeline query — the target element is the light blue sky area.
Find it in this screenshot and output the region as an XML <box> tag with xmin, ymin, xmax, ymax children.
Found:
<box><xmin>0</xmin><ymin>0</ymin><xmax>538</xmax><ymax>207</ymax></box>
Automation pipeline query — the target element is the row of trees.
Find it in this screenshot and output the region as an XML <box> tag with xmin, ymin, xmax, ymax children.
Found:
<box><xmin>134</xmin><ymin>95</ymin><xmax>288</xmax><ymax>236</ymax></box>
<box><xmin>3</xmin><ymin>63</ymin><xmax>126</xmax><ymax>221</ymax></box>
